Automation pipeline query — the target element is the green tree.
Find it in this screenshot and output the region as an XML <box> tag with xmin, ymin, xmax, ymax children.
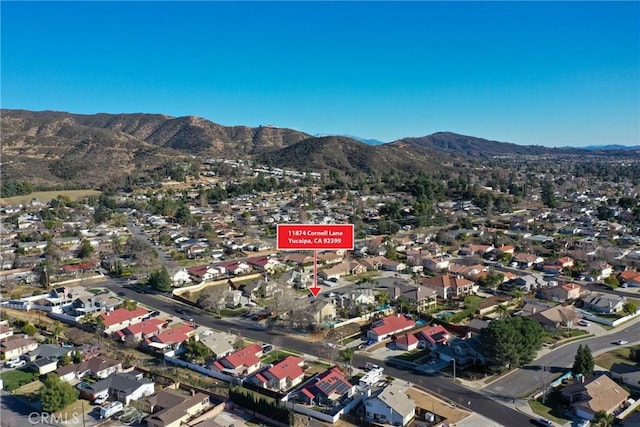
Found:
<box><xmin>183</xmin><ymin>337</ymin><xmax>214</xmax><ymax>364</ymax></box>
<box><xmin>72</xmin><ymin>350</ymin><xmax>83</xmax><ymax>364</ymax></box>
<box><xmin>52</xmin><ymin>321</ymin><xmax>64</xmax><ymax>344</ymax></box>
<box><xmin>604</xmin><ymin>275</ymin><xmax>619</xmax><ymax>288</ymax></box>
<box><xmin>77</xmin><ymin>239</ymin><xmax>94</xmax><ymax>259</ymax></box>
<box><xmin>623</xmin><ymin>301</ymin><xmax>638</xmax><ymax>315</ymax></box>
<box><xmin>572</xmin><ymin>344</ymin><xmax>594</xmax><ymax>378</ymax></box>
<box><xmin>592</xmin><ymin>410</ymin><xmax>615</xmax><ymax>427</ymax></box>
<box><xmin>495</xmin><ymin>304</ymin><xmax>510</xmax><ymax>320</ymax></box>
<box><xmin>480</xmin><ymin>316</ymin><xmax>544</xmax><ymax>373</ymax></box>
<box><xmin>121</xmin><ymin>297</ymin><xmax>138</xmax><ymax>311</ymax></box>
<box><xmin>59</xmin><ymin>353</ymin><xmax>72</xmax><ymax>367</ymax></box>
<box><xmin>40</xmin><ymin>374</ymin><xmax>79</xmax><ymax>412</ymax></box>
<box><xmin>148</xmin><ymin>266</ymin><xmax>172</xmax><ymax>292</ymax></box>
<box><xmin>22</xmin><ymin>322</ymin><xmax>37</xmax><ymax>336</ymax></box>
<box><xmin>339</xmin><ymin>347</ymin><xmax>355</xmax><ymax>374</ymax></box>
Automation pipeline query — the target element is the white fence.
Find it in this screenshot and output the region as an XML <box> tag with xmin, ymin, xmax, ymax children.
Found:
<box><xmin>172</xmin><ymin>273</ymin><xmax>262</xmax><ymax>296</ymax></box>
<box><xmin>328</xmin><ymin>307</ymin><xmax>395</xmax><ymax>329</ymax></box>
<box><xmin>578</xmin><ymin>309</ymin><xmax>640</xmax><ymax>327</ymax></box>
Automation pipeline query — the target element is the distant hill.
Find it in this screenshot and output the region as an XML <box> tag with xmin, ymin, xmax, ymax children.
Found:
<box><xmin>4</xmin><ymin>109</ymin><xmax>634</xmax><ymax>189</ymax></box>
<box><xmin>579</xmin><ymin>144</ymin><xmax>640</xmax><ymax>151</ymax></box>
<box><xmin>1</xmin><ymin>109</ymin><xmax>310</xmax><ymax>187</ymax></box>
<box><xmin>390</xmin><ymin>131</ymin><xmax>586</xmax><ymax>157</ymax></box>
<box><xmin>314</xmin><ymin>133</ymin><xmax>386</xmax><ymax>145</ymax></box>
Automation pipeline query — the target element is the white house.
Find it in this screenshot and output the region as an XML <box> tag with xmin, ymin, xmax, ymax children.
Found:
<box><xmin>364</xmin><ymin>383</ymin><xmax>415</xmax><ymax>426</ymax></box>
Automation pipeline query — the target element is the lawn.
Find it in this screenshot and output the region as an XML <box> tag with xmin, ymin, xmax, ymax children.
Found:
<box><xmin>261</xmin><ymin>350</ymin><xmax>300</xmax><ymax>365</ymax></box>
<box><xmin>15</xmin><ymin>379</ymin><xmax>44</xmax><ymax>401</ymax></box>
<box><xmin>0</xmin><ymin>370</ymin><xmax>38</xmax><ymax>391</ymax></box>
<box><xmin>395</xmin><ymin>349</ymin><xmax>430</xmax><ymax>363</ymax></box>
<box><xmin>594</xmin><ymin>345</ymin><xmax>639</xmax><ymax>370</ymax></box>
<box><xmin>528</xmin><ymin>392</ymin><xmax>571</xmax><ymax>425</ymax></box>
<box><xmin>1</xmin><ymin>189</ymin><xmax>102</xmax><ymax>205</ymax></box>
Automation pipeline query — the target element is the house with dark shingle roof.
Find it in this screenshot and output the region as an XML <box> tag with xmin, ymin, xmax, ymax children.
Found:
<box><xmin>80</xmin><ymin>371</ymin><xmax>155</xmax><ymax>404</ymax></box>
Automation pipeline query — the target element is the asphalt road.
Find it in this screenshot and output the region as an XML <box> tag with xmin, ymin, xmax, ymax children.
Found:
<box><xmin>0</xmin><ymin>390</ymin><xmax>55</xmax><ymax>427</ymax></box>
<box><xmin>103</xmin><ymin>281</ymin><xmax>534</xmax><ymax>426</ymax></box>
<box><xmin>484</xmin><ymin>323</ymin><xmax>640</xmax><ymax>399</ymax></box>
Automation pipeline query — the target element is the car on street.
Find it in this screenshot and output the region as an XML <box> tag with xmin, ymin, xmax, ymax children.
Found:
<box><xmin>532</xmin><ymin>417</ymin><xmax>553</xmax><ymax>426</ymax></box>
<box><xmin>182</xmin><ymin>316</ymin><xmax>194</xmax><ymax>322</ymax></box>
<box><xmin>616</xmin><ymin>339</ymin><xmax>629</xmax><ymax>345</ymax></box>
<box><xmin>118</xmin><ymin>291</ymin><xmax>126</xmax><ymax>296</ymax></box>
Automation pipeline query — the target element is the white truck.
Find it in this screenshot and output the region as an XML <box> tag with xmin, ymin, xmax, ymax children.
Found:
<box><xmin>100</xmin><ymin>401</ymin><xmax>123</xmax><ymax>419</ymax></box>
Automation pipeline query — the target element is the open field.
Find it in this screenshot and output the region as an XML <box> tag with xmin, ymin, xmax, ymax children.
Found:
<box><xmin>1</xmin><ymin>189</ymin><xmax>101</xmax><ymax>205</ymax></box>
<box><xmin>594</xmin><ymin>345</ymin><xmax>639</xmax><ymax>370</ymax></box>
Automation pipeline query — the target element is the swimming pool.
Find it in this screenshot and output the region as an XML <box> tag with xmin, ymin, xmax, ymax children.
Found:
<box><xmin>435</xmin><ymin>311</ymin><xmax>456</xmax><ymax>319</ymax></box>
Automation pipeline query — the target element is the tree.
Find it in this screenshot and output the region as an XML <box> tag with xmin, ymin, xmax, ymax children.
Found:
<box><xmin>183</xmin><ymin>337</ymin><xmax>214</xmax><ymax>364</ymax></box>
<box><xmin>572</xmin><ymin>344</ymin><xmax>594</xmax><ymax>378</ymax></box>
<box><xmin>77</xmin><ymin>239</ymin><xmax>94</xmax><ymax>259</ymax></box>
<box><xmin>339</xmin><ymin>347</ymin><xmax>355</xmax><ymax>375</ymax></box>
<box><xmin>592</xmin><ymin>410</ymin><xmax>614</xmax><ymax>427</ymax></box>
<box><xmin>121</xmin><ymin>297</ymin><xmax>137</xmax><ymax>311</ymax></box>
<box><xmin>40</xmin><ymin>374</ymin><xmax>79</xmax><ymax>412</ymax></box>
<box><xmin>604</xmin><ymin>275</ymin><xmax>619</xmax><ymax>289</ymax></box>
<box><xmin>148</xmin><ymin>266</ymin><xmax>172</xmax><ymax>292</ymax></box>
<box><xmin>623</xmin><ymin>301</ymin><xmax>638</xmax><ymax>316</ymax></box>
<box><xmin>480</xmin><ymin>316</ymin><xmax>544</xmax><ymax>373</ymax></box>
<box><xmin>59</xmin><ymin>353</ymin><xmax>72</xmax><ymax>367</ymax></box>
<box><xmin>52</xmin><ymin>321</ymin><xmax>64</xmax><ymax>344</ymax></box>
<box><xmin>495</xmin><ymin>304</ymin><xmax>510</xmax><ymax>320</ymax></box>
<box><xmin>22</xmin><ymin>322</ymin><xmax>37</xmax><ymax>336</ymax></box>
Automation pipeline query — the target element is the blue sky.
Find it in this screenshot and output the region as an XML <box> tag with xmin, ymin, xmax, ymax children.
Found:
<box><xmin>2</xmin><ymin>1</ymin><xmax>639</xmax><ymax>146</ymax></box>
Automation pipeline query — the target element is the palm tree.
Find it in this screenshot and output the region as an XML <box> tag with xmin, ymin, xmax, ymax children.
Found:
<box><xmin>339</xmin><ymin>347</ymin><xmax>355</xmax><ymax>375</ymax></box>
<box><xmin>592</xmin><ymin>411</ymin><xmax>614</xmax><ymax>427</ymax></box>
<box><xmin>495</xmin><ymin>304</ymin><xmax>510</xmax><ymax>320</ymax></box>
<box><xmin>122</xmin><ymin>297</ymin><xmax>137</xmax><ymax>311</ymax></box>
<box><xmin>51</xmin><ymin>321</ymin><xmax>64</xmax><ymax>344</ymax></box>
<box><xmin>376</xmin><ymin>291</ymin><xmax>390</xmax><ymax>308</ymax></box>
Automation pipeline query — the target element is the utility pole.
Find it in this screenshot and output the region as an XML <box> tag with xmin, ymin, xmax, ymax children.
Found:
<box><xmin>452</xmin><ymin>359</ymin><xmax>456</xmax><ymax>382</ymax></box>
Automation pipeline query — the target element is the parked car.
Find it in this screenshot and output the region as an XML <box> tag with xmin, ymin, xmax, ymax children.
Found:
<box><xmin>577</xmin><ymin>319</ymin><xmax>590</xmax><ymax>327</ymax></box>
<box><xmin>532</xmin><ymin>417</ymin><xmax>553</xmax><ymax>426</ymax></box>
<box><xmin>93</xmin><ymin>393</ymin><xmax>109</xmax><ymax>405</ymax></box>
<box><xmin>616</xmin><ymin>339</ymin><xmax>629</xmax><ymax>345</ymax></box>
<box><xmin>576</xmin><ymin>419</ymin><xmax>590</xmax><ymax>427</ymax></box>
<box><xmin>5</xmin><ymin>358</ymin><xmax>26</xmax><ymax>368</ymax></box>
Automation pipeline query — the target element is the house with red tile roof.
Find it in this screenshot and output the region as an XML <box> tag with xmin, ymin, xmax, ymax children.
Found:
<box><xmin>292</xmin><ymin>367</ymin><xmax>354</xmax><ymax>406</ymax></box>
<box><xmin>618</xmin><ymin>270</ymin><xmax>640</xmax><ymax>287</ymax></box>
<box><xmin>395</xmin><ymin>334</ymin><xmax>419</xmax><ymax>351</ymax></box>
<box><xmin>415</xmin><ymin>325</ymin><xmax>450</xmax><ymax>350</ymax></box>
<box><xmin>554</xmin><ymin>256</ymin><xmax>574</xmax><ymax>268</ymax></box>
<box><xmin>116</xmin><ymin>318</ymin><xmax>168</xmax><ymax>344</ymax></box>
<box><xmin>497</xmin><ymin>245</ymin><xmax>515</xmax><ymax>255</ymax></box>
<box><xmin>420</xmin><ymin>274</ymin><xmax>478</xmax><ymax>299</ymax></box>
<box><xmin>100</xmin><ymin>307</ymin><xmax>150</xmax><ymax>334</ymax></box>
<box><xmin>144</xmin><ymin>323</ymin><xmax>195</xmax><ymax>352</ymax></box>
<box><xmin>210</xmin><ymin>343</ymin><xmax>263</xmax><ymax>377</ymax></box>
<box><xmin>249</xmin><ymin>355</ymin><xmax>306</xmax><ymax>391</ymax></box>
<box><xmin>367</xmin><ymin>314</ymin><xmax>416</xmax><ymax>343</ymax></box>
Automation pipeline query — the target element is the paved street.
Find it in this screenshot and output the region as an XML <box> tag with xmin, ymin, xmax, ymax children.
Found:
<box><xmin>484</xmin><ymin>319</ymin><xmax>640</xmax><ymax>399</ymax></box>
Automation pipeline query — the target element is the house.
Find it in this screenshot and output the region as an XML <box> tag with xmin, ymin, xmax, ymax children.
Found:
<box><xmin>437</xmin><ymin>336</ymin><xmax>487</xmax><ymax>367</ymax></box>
<box><xmin>28</xmin><ymin>357</ymin><xmax>60</xmax><ymax>375</ymax></box>
<box><xmin>364</xmin><ymin>383</ymin><xmax>415</xmax><ymax>426</ymax></box>
<box><xmin>319</xmin><ymin>261</ymin><xmax>367</xmax><ymax>280</ymax></box>
<box><xmin>0</xmin><ymin>336</ymin><xmax>38</xmax><ymax>360</ymax></box>
<box><xmin>56</xmin><ymin>356</ymin><xmax>123</xmax><ymax>382</ymax></box>
<box><xmin>497</xmin><ymin>245</ymin><xmax>515</xmax><ymax>255</ymax></box>
<box><xmin>610</xmin><ymin>362</ymin><xmax>640</xmax><ymax>388</ymax></box>
<box><xmin>585</xmin><ymin>261</ymin><xmax>613</xmax><ymax>281</ymax></box>
<box><xmin>415</xmin><ymin>325</ymin><xmax>450</xmax><ymax>350</ymax></box>
<box><xmin>246</xmin><ymin>256</ymin><xmax>283</xmax><ymax>273</ymax></box>
<box><xmin>420</xmin><ymin>274</ymin><xmax>478</xmax><ymax>299</ymax></box>
<box><xmin>395</xmin><ymin>334</ymin><xmax>419</xmax><ymax>351</ymax></box>
<box><xmin>224</xmin><ymin>289</ymin><xmax>249</xmax><ymax>308</ymax></box>
<box><xmin>81</xmin><ymin>371</ymin><xmax>155</xmax><ymax>405</ymax></box>
<box><xmin>459</xmin><ymin>244</ymin><xmax>494</xmax><ymax>257</ymax></box>
<box><xmin>422</xmin><ymin>256</ymin><xmax>450</xmax><ymax>273</ymax></box>
<box><xmin>541</xmin><ymin>264</ymin><xmax>563</xmax><ymax>276</ymax></box>
<box><xmin>447</xmin><ymin>263</ymin><xmax>486</xmax><ymax>279</ymax></box>
<box><xmin>197</xmin><ymin>330</ymin><xmax>236</xmax><ymax>359</ymax></box>
<box><xmin>144</xmin><ymin>387</ymin><xmax>210</xmax><ymax>427</ymax></box>
<box><xmin>507</xmin><ymin>274</ymin><xmax>547</xmax><ymax>292</ymax></box>
<box><xmin>281</xmin><ymin>269</ymin><xmax>311</xmax><ymax>289</ymax></box>
<box><xmin>116</xmin><ymin>318</ymin><xmax>168</xmax><ymax>344</ymax></box>
<box><xmin>144</xmin><ymin>323</ymin><xmax>195</xmax><ymax>352</ymax></box>
<box><xmin>560</xmin><ymin>374</ymin><xmax>630</xmax><ymax>421</ymax></box>
<box><xmin>308</xmin><ymin>300</ymin><xmax>337</xmax><ymax>324</ymax></box>
<box><xmin>210</xmin><ymin>343</ymin><xmax>263</xmax><ymax>377</ymax></box>
<box><xmin>317</xmin><ymin>252</ymin><xmax>344</xmax><ymax>265</ymax></box>
<box><xmin>283</xmin><ymin>253</ymin><xmax>314</xmax><ymax>266</ymax></box>
<box><xmin>293</xmin><ymin>367</ymin><xmax>354</xmax><ymax>406</ymax></box>
<box><xmin>530</xmin><ymin>306</ymin><xmax>581</xmax><ymax>331</ymax></box>
<box><xmin>100</xmin><ymin>307</ymin><xmax>150</xmax><ymax>334</ymax></box>
<box><xmin>618</xmin><ymin>270</ymin><xmax>640</xmax><ymax>287</ymax></box>
<box><xmin>0</xmin><ymin>321</ymin><xmax>13</xmax><ymax>340</ymax></box>
<box><xmin>216</xmin><ymin>260</ymin><xmax>251</xmax><ymax>275</ymax></box>
<box><xmin>513</xmin><ymin>253</ymin><xmax>544</xmax><ymax>268</ymax></box>
<box><xmin>537</xmin><ymin>283</ymin><xmax>583</xmax><ymax>303</ymax></box>
<box><xmin>554</xmin><ymin>257</ymin><xmax>575</xmax><ymax>268</ymax></box>
<box><xmin>22</xmin><ymin>344</ymin><xmax>72</xmax><ymax>362</ymax></box>
<box><xmin>250</xmin><ymin>355</ymin><xmax>306</xmax><ymax>391</ymax></box>
<box><xmin>367</xmin><ymin>315</ymin><xmax>416</xmax><ymax>343</ymax></box>
<box><xmin>187</xmin><ymin>265</ymin><xmax>219</xmax><ymax>283</ymax></box>
<box><xmin>584</xmin><ymin>293</ymin><xmax>626</xmax><ymax>314</ymax></box>
<box><xmin>399</xmin><ymin>286</ymin><xmax>438</xmax><ymax>312</ymax></box>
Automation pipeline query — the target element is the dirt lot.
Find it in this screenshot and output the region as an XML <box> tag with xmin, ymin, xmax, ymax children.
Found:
<box><xmin>0</xmin><ymin>189</ymin><xmax>102</xmax><ymax>205</ymax></box>
<box><xmin>406</xmin><ymin>386</ymin><xmax>470</xmax><ymax>425</ymax></box>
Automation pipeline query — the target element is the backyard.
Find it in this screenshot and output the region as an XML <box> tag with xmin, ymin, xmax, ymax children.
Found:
<box><xmin>594</xmin><ymin>345</ymin><xmax>640</xmax><ymax>370</ymax></box>
<box><xmin>528</xmin><ymin>389</ymin><xmax>572</xmax><ymax>425</ymax></box>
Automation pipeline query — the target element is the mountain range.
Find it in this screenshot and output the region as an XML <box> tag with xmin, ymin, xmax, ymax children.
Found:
<box><xmin>1</xmin><ymin>109</ymin><xmax>635</xmax><ymax>188</ymax></box>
